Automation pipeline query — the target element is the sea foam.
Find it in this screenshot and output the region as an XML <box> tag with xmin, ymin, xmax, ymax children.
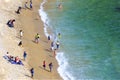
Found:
<box><xmin>39</xmin><ymin>0</ymin><xmax>75</xmax><ymax>80</ymax></box>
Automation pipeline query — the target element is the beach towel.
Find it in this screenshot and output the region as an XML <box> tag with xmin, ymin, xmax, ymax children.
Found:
<box><xmin>10</xmin><ymin>60</ymin><xmax>24</xmax><ymax>65</ymax></box>
<box><xmin>3</xmin><ymin>56</ymin><xmax>24</xmax><ymax>66</ymax></box>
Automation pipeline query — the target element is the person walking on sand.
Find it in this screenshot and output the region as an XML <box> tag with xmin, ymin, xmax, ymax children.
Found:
<box><xmin>35</xmin><ymin>33</ymin><xmax>40</xmax><ymax>44</ymax></box>
<box><xmin>30</xmin><ymin>1</ymin><xmax>33</xmax><ymax>10</ymax></box>
<box><xmin>49</xmin><ymin>62</ymin><xmax>53</xmax><ymax>72</ymax></box>
<box><xmin>23</xmin><ymin>51</ymin><xmax>27</xmax><ymax>61</ymax></box>
<box><xmin>16</xmin><ymin>6</ymin><xmax>22</xmax><ymax>14</ymax></box>
<box><xmin>43</xmin><ymin>60</ymin><xmax>46</xmax><ymax>70</ymax></box>
<box><xmin>30</xmin><ymin>68</ymin><xmax>34</xmax><ymax>78</ymax></box>
<box><xmin>24</xmin><ymin>2</ymin><xmax>28</xmax><ymax>9</ymax></box>
<box><xmin>19</xmin><ymin>30</ymin><xmax>23</xmax><ymax>39</ymax></box>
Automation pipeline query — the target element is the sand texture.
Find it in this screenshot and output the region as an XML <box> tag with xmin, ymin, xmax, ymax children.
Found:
<box><xmin>0</xmin><ymin>0</ymin><xmax>62</xmax><ymax>80</ymax></box>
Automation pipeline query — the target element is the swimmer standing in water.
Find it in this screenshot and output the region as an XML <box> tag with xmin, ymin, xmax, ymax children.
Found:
<box><xmin>58</xmin><ymin>3</ymin><xmax>62</xmax><ymax>9</ymax></box>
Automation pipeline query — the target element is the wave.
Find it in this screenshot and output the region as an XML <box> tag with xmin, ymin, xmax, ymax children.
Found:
<box><xmin>39</xmin><ymin>0</ymin><xmax>75</xmax><ymax>80</ymax></box>
<box><xmin>56</xmin><ymin>52</ymin><xmax>75</xmax><ymax>80</ymax></box>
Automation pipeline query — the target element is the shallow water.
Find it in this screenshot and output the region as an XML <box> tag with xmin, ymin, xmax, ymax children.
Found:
<box><xmin>40</xmin><ymin>0</ymin><xmax>120</xmax><ymax>80</ymax></box>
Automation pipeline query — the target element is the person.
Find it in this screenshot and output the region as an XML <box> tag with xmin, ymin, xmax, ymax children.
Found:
<box><xmin>56</xmin><ymin>41</ymin><xmax>60</xmax><ymax>49</ymax></box>
<box><xmin>23</xmin><ymin>51</ymin><xmax>27</xmax><ymax>61</ymax></box>
<box><xmin>16</xmin><ymin>6</ymin><xmax>22</xmax><ymax>14</ymax></box>
<box><xmin>30</xmin><ymin>1</ymin><xmax>32</xmax><ymax>10</ymax></box>
<box><xmin>7</xmin><ymin>19</ymin><xmax>15</xmax><ymax>27</ymax></box>
<box><xmin>43</xmin><ymin>60</ymin><xmax>46</xmax><ymax>69</ymax></box>
<box><xmin>48</xmin><ymin>35</ymin><xmax>50</xmax><ymax>40</ymax></box>
<box><xmin>15</xmin><ymin>56</ymin><xmax>20</xmax><ymax>63</ymax></box>
<box><xmin>9</xmin><ymin>55</ymin><xmax>14</xmax><ymax>62</ymax></box>
<box><xmin>30</xmin><ymin>68</ymin><xmax>34</xmax><ymax>78</ymax></box>
<box><xmin>49</xmin><ymin>62</ymin><xmax>53</xmax><ymax>72</ymax></box>
<box><xmin>51</xmin><ymin>41</ymin><xmax>54</xmax><ymax>51</ymax></box>
<box><xmin>18</xmin><ymin>41</ymin><xmax>22</xmax><ymax>47</ymax></box>
<box><xmin>48</xmin><ymin>35</ymin><xmax>50</xmax><ymax>42</ymax></box>
<box><xmin>24</xmin><ymin>2</ymin><xmax>28</xmax><ymax>9</ymax></box>
<box><xmin>58</xmin><ymin>33</ymin><xmax>61</xmax><ymax>40</ymax></box>
<box><xmin>30</xmin><ymin>0</ymin><xmax>32</xmax><ymax>3</ymax></box>
<box><xmin>35</xmin><ymin>33</ymin><xmax>40</xmax><ymax>43</ymax></box>
<box><xmin>58</xmin><ymin>3</ymin><xmax>62</xmax><ymax>9</ymax></box>
<box><xmin>19</xmin><ymin>30</ymin><xmax>23</xmax><ymax>39</ymax></box>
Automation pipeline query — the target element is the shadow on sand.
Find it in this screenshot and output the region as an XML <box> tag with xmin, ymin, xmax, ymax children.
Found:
<box><xmin>25</xmin><ymin>74</ymin><xmax>31</xmax><ymax>78</ymax></box>
<box><xmin>45</xmin><ymin>49</ymin><xmax>52</xmax><ymax>52</ymax></box>
<box><xmin>39</xmin><ymin>66</ymin><xmax>50</xmax><ymax>72</ymax></box>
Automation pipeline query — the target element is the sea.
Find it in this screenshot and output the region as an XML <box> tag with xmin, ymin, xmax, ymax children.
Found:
<box><xmin>39</xmin><ymin>0</ymin><xmax>120</xmax><ymax>80</ymax></box>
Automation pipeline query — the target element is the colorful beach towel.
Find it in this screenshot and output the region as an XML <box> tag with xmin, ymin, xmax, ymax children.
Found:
<box><xmin>3</xmin><ymin>56</ymin><xmax>24</xmax><ymax>66</ymax></box>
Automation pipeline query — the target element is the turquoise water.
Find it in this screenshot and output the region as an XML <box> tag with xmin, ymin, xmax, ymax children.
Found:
<box><xmin>41</xmin><ymin>0</ymin><xmax>120</xmax><ymax>79</ymax></box>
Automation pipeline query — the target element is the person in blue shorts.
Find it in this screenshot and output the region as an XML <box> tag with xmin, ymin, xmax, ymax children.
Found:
<box><xmin>23</xmin><ymin>51</ymin><xmax>27</xmax><ymax>61</ymax></box>
<box><xmin>30</xmin><ymin>68</ymin><xmax>34</xmax><ymax>78</ymax></box>
<box><xmin>30</xmin><ymin>1</ymin><xmax>32</xmax><ymax>9</ymax></box>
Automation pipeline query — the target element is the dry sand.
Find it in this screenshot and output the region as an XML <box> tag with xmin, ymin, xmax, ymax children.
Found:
<box><xmin>0</xmin><ymin>0</ymin><xmax>32</xmax><ymax>79</ymax></box>
<box><xmin>0</xmin><ymin>0</ymin><xmax>62</xmax><ymax>80</ymax></box>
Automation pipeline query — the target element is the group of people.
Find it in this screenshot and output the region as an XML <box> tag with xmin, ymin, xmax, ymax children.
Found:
<box><xmin>15</xmin><ymin>0</ymin><xmax>32</xmax><ymax>14</ymax></box>
<box><xmin>43</xmin><ymin>60</ymin><xmax>53</xmax><ymax>72</ymax></box>
<box><xmin>5</xmin><ymin>0</ymin><xmax>62</xmax><ymax>78</ymax></box>
<box><xmin>24</xmin><ymin>0</ymin><xmax>32</xmax><ymax>10</ymax></box>
<box><xmin>48</xmin><ymin>33</ymin><xmax>61</xmax><ymax>57</ymax></box>
<box><xmin>4</xmin><ymin>52</ymin><xmax>23</xmax><ymax>65</ymax></box>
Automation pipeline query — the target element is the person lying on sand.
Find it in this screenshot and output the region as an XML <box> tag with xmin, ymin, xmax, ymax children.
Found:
<box><xmin>7</xmin><ymin>19</ymin><xmax>15</xmax><ymax>27</ymax></box>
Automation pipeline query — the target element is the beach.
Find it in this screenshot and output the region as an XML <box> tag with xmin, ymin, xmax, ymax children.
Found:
<box><xmin>0</xmin><ymin>0</ymin><xmax>62</xmax><ymax>80</ymax></box>
<box><xmin>1</xmin><ymin>0</ymin><xmax>120</xmax><ymax>80</ymax></box>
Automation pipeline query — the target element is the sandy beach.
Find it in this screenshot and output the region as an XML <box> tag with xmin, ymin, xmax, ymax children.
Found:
<box><xmin>19</xmin><ymin>0</ymin><xmax>62</xmax><ymax>79</ymax></box>
<box><xmin>0</xmin><ymin>0</ymin><xmax>62</xmax><ymax>80</ymax></box>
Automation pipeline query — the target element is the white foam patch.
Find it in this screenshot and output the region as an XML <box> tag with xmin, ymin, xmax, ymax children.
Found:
<box><xmin>39</xmin><ymin>0</ymin><xmax>49</xmax><ymax>37</ymax></box>
<box><xmin>39</xmin><ymin>0</ymin><xmax>75</xmax><ymax>80</ymax></box>
<box><xmin>56</xmin><ymin>52</ymin><xmax>75</xmax><ymax>80</ymax></box>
